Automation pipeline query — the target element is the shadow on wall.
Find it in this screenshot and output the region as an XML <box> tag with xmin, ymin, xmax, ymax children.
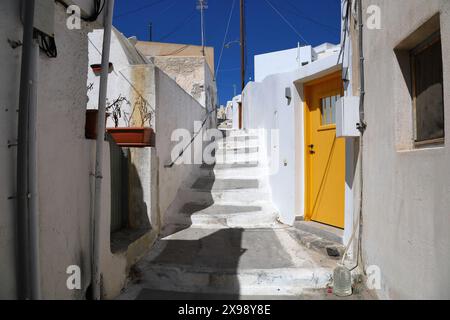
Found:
<box><xmin>108</xmin><ymin>135</ymin><xmax>152</xmax><ymax>253</ymax></box>
<box><xmin>133</xmin><ymin>136</ymin><xmax>246</xmax><ymax>300</ymax></box>
<box><xmin>135</xmin><ymin>228</ymin><xmax>246</xmax><ymax>300</ymax></box>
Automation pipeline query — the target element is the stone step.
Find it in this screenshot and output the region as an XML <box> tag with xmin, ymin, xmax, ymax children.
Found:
<box><xmin>222</xmin><ymin>135</ymin><xmax>259</xmax><ymax>143</ymax></box>
<box><xmin>165</xmin><ymin>203</ymin><xmax>280</xmax><ymax>229</ymax></box>
<box><xmin>199</xmin><ymin>163</ymin><xmax>267</xmax><ymax>179</ymax></box>
<box><xmin>216</xmin><ymin>146</ymin><xmax>259</xmax><ymax>155</ymax></box>
<box><xmin>135</xmin><ymin>265</ymin><xmax>333</xmax><ymax>296</ymax></box>
<box><xmin>226</xmin><ymin>130</ymin><xmax>262</xmax><ymax>138</ymax></box>
<box><xmin>127</xmin><ymin>228</ymin><xmax>335</xmax><ymax>296</ymax></box>
<box><xmin>201</xmin><ymin>162</ymin><xmax>260</xmax><ymax>171</ymax></box>
<box><xmin>190</xmin><ymin>177</ymin><xmax>261</xmax><ymax>192</ymax></box>
<box><xmin>214</xmin><ymin>152</ymin><xmax>260</xmax><ymax>164</ymax></box>
<box><xmin>217</xmin><ymin>140</ymin><xmax>260</xmax><ymax>150</ymax></box>
<box><xmin>178</xmin><ymin>188</ymin><xmax>271</xmax><ymax>209</ymax></box>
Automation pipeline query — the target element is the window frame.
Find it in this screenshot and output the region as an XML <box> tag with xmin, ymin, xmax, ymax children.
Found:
<box><xmin>319</xmin><ymin>94</ymin><xmax>341</xmax><ymax>128</ymax></box>
<box><xmin>410</xmin><ymin>31</ymin><xmax>445</xmax><ymax>147</ymax></box>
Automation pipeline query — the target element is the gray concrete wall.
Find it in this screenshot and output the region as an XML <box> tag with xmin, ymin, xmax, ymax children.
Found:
<box><xmin>361</xmin><ymin>0</ymin><xmax>450</xmax><ymax>299</ymax></box>
<box><xmin>155</xmin><ymin>68</ymin><xmax>209</xmax><ymax>225</ymax></box>
<box><xmin>87</xmin><ymin>29</ymin><xmax>155</xmax><ymax>129</ymax></box>
<box><xmin>0</xmin><ymin>1</ymin><xmax>96</xmax><ymax>299</ymax></box>
<box><xmin>242</xmin><ymin>76</ymin><xmax>297</xmax><ymax>225</ymax></box>
<box><xmin>0</xmin><ymin>2</ymin><xmax>137</xmax><ymax>299</ymax></box>
<box><xmin>0</xmin><ymin>0</ymin><xmax>22</xmax><ymax>299</ymax></box>
<box><xmin>152</xmin><ymin>56</ymin><xmax>216</xmax><ymax>113</ymax></box>
<box><xmin>136</xmin><ymin>41</ymin><xmax>215</xmax><ymax>76</ymax></box>
<box><xmin>242</xmin><ymin>54</ymin><xmax>341</xmax><ymax>226</ymax></box>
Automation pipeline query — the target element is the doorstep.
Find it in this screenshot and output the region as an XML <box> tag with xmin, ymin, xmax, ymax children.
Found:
<box><xmin>293</xmin><ymin>220</ymin><xmax>344</xmax><ymax>245</ymax></box>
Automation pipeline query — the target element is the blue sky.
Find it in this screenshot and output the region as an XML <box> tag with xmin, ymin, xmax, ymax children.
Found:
<box><xmin>113</xmin><ymin>0</ymin><xmax>341</xmax><ymax>106</ymax></box>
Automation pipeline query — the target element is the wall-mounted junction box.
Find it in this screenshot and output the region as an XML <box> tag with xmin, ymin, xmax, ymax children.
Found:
<box><xmin>297</xmin><ymin>46</ymin><xmax>317</xmax><ymax>66</ymax></box>
<box><xmin>336</xmin><ymin>96</ymin><xmax>361</xmax><ymax>138</ymax></box>
<box><xmin>22</xmin><ymin>0</ymin><xmax>55</xmax><ymax>37</ymax></box>
<box><xmin>60</xmin><ymin>0</ymin><xmax>99</xmax><ymax>20</ymax></box>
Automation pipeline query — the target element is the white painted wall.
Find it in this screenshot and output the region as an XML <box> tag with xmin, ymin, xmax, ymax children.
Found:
<box><xmin>243</xmin><ymin>53</ymin><xmax>341</xmax><ymax>226</ymax></box>
<box><xmin>254</xmin><ymin>45</ymin><xmax>340</xmax><ymax>83</ymax></box>
<box><xmin>0</xmin><ymin>1</ymin><xmax>114</xmax><ymax>299</ymax></box>
<box><xmin>359</xmin><ymin>0</ymin><xmax>450</xmax><ymax>299</ymax></box>
<box><xmin>255</xmin><ymin>47</ymin><xmax>302</xmax><ymax>83</ymax></box>
<box><xmin>155</xmin><ymin>68</ymin><xmax>212</xmax><ymax>225</ymax></box>
<box><xmin>0</xmin><ymin>0</ymin><xmax>22</xmax><ymax>298</ymax></box>
<box><xmin>232</xmin><ymin>95</ymin><xmax>241</xmax><ymax>130</ymax></box>
<box><xmin>225</xmin><ymin>101</ymin><xmax>233</xmax><ymax>120</ymax></box>
<box><xmin>87</xmin><ymin>28</ymin><xmax>155</xmax><ymax>128</ymax></box>
<box><xmin>151</xmin><ymin>56</ymin><xmax>217</xmax><ymax>115</ymax></box>
<box><xmin>0</xmin><ymin>2</ymin><xmax>155</xmax><ymax>299</ymax></box>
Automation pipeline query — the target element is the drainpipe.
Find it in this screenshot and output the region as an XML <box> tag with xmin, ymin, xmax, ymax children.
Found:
<box><xmin>357</xmin><ymin>0</ymin><xmax>366</xmax><ymax>128</ymax></box>
<box><xmin>17</xmin><ymin>0</ymin><xmax>41</xmax><ymax>300</ymax></box>
<box><xmin>356</xmin><ymin>0</ymin><xmax>366</xmax><ymax>271</ymax></box>
<box><xmin>92</xmin><ymin>0</ymin><xmax>115</xmax><ymax>300</ymax></box>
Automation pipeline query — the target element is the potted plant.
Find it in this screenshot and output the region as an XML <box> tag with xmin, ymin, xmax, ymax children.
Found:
<box><xmin>85</xmin><ymin>83</ymin><xmax>111</xmax><ymax>140</ymax></box>
<box><xmin>106</xmin><ymin>94</ymin><xmax>155</xmax><ymax>147</ymax></box>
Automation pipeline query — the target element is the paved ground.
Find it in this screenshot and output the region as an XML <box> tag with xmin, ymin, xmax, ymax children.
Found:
<box><xmin>129</xmin><ymin>287</ymin><xmax>377</xmax><ymax>300</ymax></box>
<box><xmin>116</xmin><ymin>130</ymin><xmax>376</xmax><ymax>300</ymax></box>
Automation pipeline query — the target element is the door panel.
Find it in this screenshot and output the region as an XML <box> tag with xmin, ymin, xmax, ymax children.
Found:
<box><xmin>304</xmin><ymin>73</ymin><xmax>345</xmax><ymax>228</ymax></box>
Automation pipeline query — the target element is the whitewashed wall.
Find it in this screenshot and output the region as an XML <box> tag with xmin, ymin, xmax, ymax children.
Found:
<box><xmin>0</xmin><ymin>0</ymin><xmax>22</xmax><ymax>299</ymax></box>
<box><xmin>243</xmin><ymin>76</ymin><xmax>297</xmax><ymax>225</ymax></box>
<box><xmin>255</xmin><ymin>47</ymin><xmax>302</xmax><ymax>83</ymax></box>
<box><xmin>242</xmin><ymin>54</ymin><xmax>341</xmax><ymax>226</ymax></box>
<box><xmin>87</xmin><ymin>28</ymin><xmax>155</xmax><ymax>128</ymax></box>
<box><xmin>1</xmin><ymin>1</ymin><xmax>95</xmax><ymax>299</ymax></box>
<box><xmin>0</xmin><ymin>2</ymin><xmax>135</xmax><ymax>299</ymax></box>
<box><xmin>360</xmin><ymin>0</ymin><xmax>450</xmax><ymax>299</ymax></box>
<box><xmin>155</xmin><ymin>69</ymin><xmax>210</xmax><ymax>224</ymax></box>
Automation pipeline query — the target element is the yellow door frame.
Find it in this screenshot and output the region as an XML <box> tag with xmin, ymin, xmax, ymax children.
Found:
<box><xmin>303</xmin><ymin>71</ymin><xmax>345</xmax><ymax>227</ymax></box>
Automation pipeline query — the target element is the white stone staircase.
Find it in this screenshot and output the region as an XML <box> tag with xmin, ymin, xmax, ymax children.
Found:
<box><xmin>165</xmin><ymin>129</ymin><xmax>281</xmax><ymax>230</ymax></box>
<box><xmin>118</xmin><ymin>130</ymin><xmax>337</xmax><ymax>300</ymax></box>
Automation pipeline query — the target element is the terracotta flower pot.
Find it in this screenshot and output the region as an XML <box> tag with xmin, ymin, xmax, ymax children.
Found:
<box><xmin>90</xmin><ymin>62</ymin><xmax>114</xmax><ymax>75</ymax></box>
<box><xmin>106</xmin><ymin>127</ymin><xmax>155</xmax><ymax>148</ymax></box>
<box><xmin>85</xmin><ymin>110</ymin><xmax>109</xmax><ymax>140</ymax></box>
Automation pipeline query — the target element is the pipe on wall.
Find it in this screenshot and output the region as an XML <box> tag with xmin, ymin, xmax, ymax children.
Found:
<box><xmin>17</xmin><ymin>0</ymin><xmax>41</xmax><ymax>300</ymax></box>
<box><xmin>28</xmin><ymin>40</ymin><xmax>41</xmax><ymax>300</ymax></box>
<box><xmin>92</xmin><ymin>0</ymin><xmax>115</xmax><ymax>300</ymax></box>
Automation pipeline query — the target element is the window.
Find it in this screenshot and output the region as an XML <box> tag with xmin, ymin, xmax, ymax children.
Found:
<box><xmin>411</xmin><ymin>32</ymin><xmax>444</xmax><ymax>145</ymax></box>
<box><xmin>321</xmin><ymin>94</ymin><xmax>340</xmax><ymax>126</ymax></box>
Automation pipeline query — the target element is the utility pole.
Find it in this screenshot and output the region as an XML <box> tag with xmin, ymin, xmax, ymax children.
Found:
<box><xmin>240</xmin><ymin>0</ymin><xmax>245</xmax><ymax>91</ymax></box>
<box><xmin>148</xmin><ymin>22</ymin><xmax>153</xmax><ymax>41</ymax></box>
<box><xmin>197</xmin><ymin>0</ymin><xmax>208</xmax><ymax>56</ymax></box>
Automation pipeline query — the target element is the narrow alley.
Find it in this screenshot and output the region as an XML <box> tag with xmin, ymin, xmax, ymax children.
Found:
<box><xmin>1</xmin><ymin>0</ymin><xmax>449</xmax><ymax>306</ymax></box>
<box><xmin>118</xmin><ymin>129</ymin><xmax>371</xmax><ymax>300</ymax></box>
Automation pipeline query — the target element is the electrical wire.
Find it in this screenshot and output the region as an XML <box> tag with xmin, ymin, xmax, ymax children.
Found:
<box><xmin>87</xmin><ymin>38</ymin><xmax>156</xmax><ymax>114</ymax></box>
<box><xmin>114</xmin><ymin>0</ymin><xmax>168</xmax><ymax>19</ymax></box>
<box><xmin>164</xmin><ymin>107</ymin><xmax>216</xmax><ymax>168</ymax></box>
<box><xmin>215</xmin><ymin>0</ymin><xmax>237</xmax><ymax>80</ymax></box>
<box><xmin>56</xmin><ymin>0</ymin><xmax>105</xmax><ymax>22</ymax></box>
<box><xmin>337</xmin><ymin>0</ymin><xmax>350</xmax><ymax>65</ymax></box>
<box><xmin>282</xmin><ymin>0</ymin><xmax>340</xmax><ymax>32</ymax></box>
<box><xmin>38</xmin><ymin>32</ymin><xmax>57</xmax><ymax>58</ymax></box>
<box><xmin>158</xmin><ymin>9</ymin><xmax>197</xmax><ymax>42</ymax></box>
<box><xmin>159</xmin><ymin>44</ymin><xmax>191</xmax><ymax>56</ymax></box>
<box><xmin>263</xmin><ymin>0</ymin><xmax>309</xmax><ymax>45</ymax></box>
<box><xmin>40</xmin><ymin>0</ymin><xmax>106</xmax><ymax>58</ymax></box>
<box><xmin>339</xmin><ymin>0</ymin><xmax>367</xmax><ymax>275</ymax></box>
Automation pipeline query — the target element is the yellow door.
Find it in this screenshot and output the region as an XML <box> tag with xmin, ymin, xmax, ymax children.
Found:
<box><xmin>304</xmin><ymin>72</ymin><xmax>345</xmax><ymax>228</ymax></box>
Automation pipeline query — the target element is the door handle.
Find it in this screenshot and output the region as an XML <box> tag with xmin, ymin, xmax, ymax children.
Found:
<box><xmin>308</xmin><ymin>144</ymin><xmax>315</xmax><ymax>154</ymax></box>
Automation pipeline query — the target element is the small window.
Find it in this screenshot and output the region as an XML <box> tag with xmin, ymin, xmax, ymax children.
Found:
<box><xmin>321</xmin><ymin>94</ymin><xmax>340</xmax><ymax>126</ymax></box>
<box><xmin>411</xmin><ymin>32</ymin><xmax>444</xmax><ymax>145</ymax></box>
